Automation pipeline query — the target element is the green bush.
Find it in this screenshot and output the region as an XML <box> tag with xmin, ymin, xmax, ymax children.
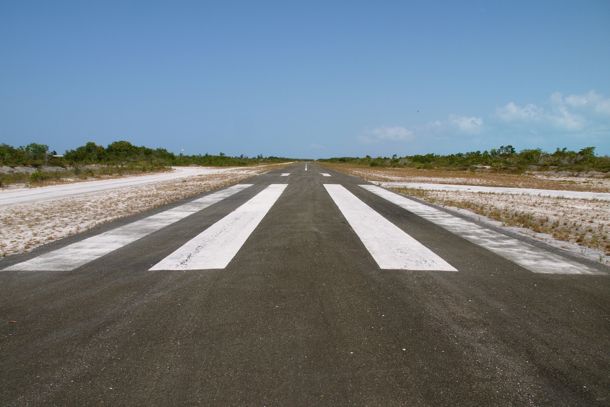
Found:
<box><xmin>29</xmin><ymin>171</ymin><xmax>49</xmax><ymax>183</ymax></box>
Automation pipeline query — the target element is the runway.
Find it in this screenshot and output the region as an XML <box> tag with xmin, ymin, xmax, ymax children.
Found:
<box><xmin>1</xmin><ymin>162</ymin><xmax>608</xmax><ymax>405</ymax></box>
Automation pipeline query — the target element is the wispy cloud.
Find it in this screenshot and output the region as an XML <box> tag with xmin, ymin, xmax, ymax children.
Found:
<box><xmin>549</xmin><ymin>93</ymin><xmax>584</xmax><ymax>130</ymax></box>
<box><xmin>496</xmin><ymin>90</ymin><xmax>610</xmax><ymax>131</ymax></box>
<box><xmin>359</xmin><ymin>90</ymin><xmax>609</xmax><ymax>151</ymax></box>
<box><xmin>362</xmin><ymin>115</ymin><xmax>483</xmax><ymax>144</ymax></box>
<box><xmin>448</xmin><ymin>114</ymin><xmax>484</xmax><ymax>134</ymax></box>
<box><xmin>360</xmin><ymin>126</ymin><xmax>415</xmax><ymax>143</ymax></box>
<box><xmin>563</xmin><ymin>90</ymin><xmax>610</xmax><ymax>115</ymax></box>
<box><xmin>496</xmin><ymin>102</ymin><xmax>544</xmax><ymax>121</ymax></box>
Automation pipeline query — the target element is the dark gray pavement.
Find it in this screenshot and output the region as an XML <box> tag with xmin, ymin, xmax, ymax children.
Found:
<box><xmin>1</xmin><ymin>162</ymin><xmax>608</xmax><ymax>406</ymax></box>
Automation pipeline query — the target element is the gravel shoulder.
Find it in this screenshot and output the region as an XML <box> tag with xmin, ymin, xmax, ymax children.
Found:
<box><xmin>329</xmin><ymin>164</ymin><xmax>610</xmax><ymax>192</ymax></box>
<box><xmin>395</xmin><ymin>187</ymin><xmax>609</xmax><ymax>264</ymax></box>
<box><xmin>0</xmin><ymin>164</ymin><xmax>286</xmax><ymax>257</ymax></box>
<box><xmin>0</xmin><ymin>166</ymin><xmax>261</xmax><ymax>205</ymax></box>
<box><xmin>372</xmin><ymin>181</ymin><xmax>610</xmax><ymax>201</ymax></box>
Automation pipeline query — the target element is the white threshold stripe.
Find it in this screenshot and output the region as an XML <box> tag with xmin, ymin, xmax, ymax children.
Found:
<box><xmin>361</xmin><ymin>185</ymin><xmax>602</xmax><ymax>275</ymax></box>
<box><xmin>324</xmin><ymin>184</ymin><xmax>456</xmax><ymax>271</ymax></box>
<box><xmin>281</xmin><ymin>173</ymin><xmax>290</xmax><ymax>176</ymax></box>
<box><xmin>321</xmin><ymin>173</ymin><xmax>331</xmax><ymax>177</ymax></box>
<box><xmin>3</xmin><ymin>184</ymin><xmax>253</xmax><ymax>271</ymax></box>
<box><xmin>150</xmin><ymin>184</ymin><xmax>287</xmax><ymax>270</ymax></box>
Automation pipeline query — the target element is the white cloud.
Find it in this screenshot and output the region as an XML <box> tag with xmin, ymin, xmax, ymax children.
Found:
<box><xmin>563</xmin><ymin>90</ymin><xmax>610</xmax><ymax>115</ymax></box>
<box><xmin>496</xmin><ymin>90</ymin><xmax>610</xmax><ymax>131</ymax></box>
<box><xmin>372</xmin><ymin>126</ymin><xmax>414</xmax><ymax>141</ymax></box>
<box><xmin>550</xmin><ymin>103</ymin><xmax>584</xmax><ymax>131</ymax></box>
<box><xmin>360</xmin><ymin>126</ymin><xmax>415</xmax><ymax>143</ymax></box>
<box><xmin>359</xmin><ymin>90</ymin><xmax>608</xmax><ymax>148</ymax></box>
<box><xmin>449</xmin><ymin>115</ymin><xmax>483</xmax><ymax>134</ymax></box>
<box><xmin>496</xmin><ymin>102</ymin><xmax>544</xmax><ymax>121</ymax></box>
<box><xmin>428</xmin><ymin>120</ymin><xmax>443</xmax><ymax>129</ymax></box>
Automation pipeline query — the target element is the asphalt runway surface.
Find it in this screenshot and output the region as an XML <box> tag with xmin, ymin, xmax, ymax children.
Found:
<box><xmin>1</xmin><ymin>162</ymin><xmax>608</xmax><ymax>406</ymax></box>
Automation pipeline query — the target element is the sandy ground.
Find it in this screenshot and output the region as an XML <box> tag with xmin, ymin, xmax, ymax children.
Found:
<box><xmin>0</xmin><ymin>166</ymin><xmax>261</xmax><ymax>205</ymax></box>
<box><xmin>325</xmin><ymin>164</ymin><xmax>610</xmax><ymax>264</ymax></box>
<box><xmin>436</xmin><ymin>201</ymin><xmax>609</xmax><ymax>266</ymax></box>
<box><xmin>327</xmin><ymin>164</ymin><xmax>610</xmax><ymax>192</ymax></box>
<box><xmin>0</xmin><ymin>165</ymin><xmax>284</xmax><ymax>257</ymax></box>
<box><xmin>395</xmin><ymin>188</ymin><xmax>609</xmax><ymax>263</ymax></box>
<box><xmin>372</xmin><ymin>181</ymin><xmax>610</xmax><ymax>201</ymax></box>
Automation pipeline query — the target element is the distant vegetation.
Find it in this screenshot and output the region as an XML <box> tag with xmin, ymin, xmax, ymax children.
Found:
<box><xmin>0</xmin><ymin>141</ymin><xmax>292</xmax><ymax>186</ymax></box>
<box><xmin>0</xmin><ymin>140</ymin><xmax>290</xmax><ymax>167</ymax></box>
<box><xmin>320</xmin><ymin>145</ymin><xmax>610</xmax><ymax>172</ymax></box>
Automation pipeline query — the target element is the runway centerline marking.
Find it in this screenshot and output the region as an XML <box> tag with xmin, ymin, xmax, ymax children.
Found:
<box><xmin>320</xmin><ymin>173</ymin><xmax>331</xmax><ymax>177</ymax></box>
<box><xmin>3</xmin><ymin>184</ymin><xmax>253</xmax><ymax>271</ymax></box>
<box><xmin>361</xmin><ymin>185</ymin><xmax>602</xmax><ymax>275</ymax></box>
<box><xmin>324</xmin><ymin>184</ymin><xmax>456</xmax><ymax>271</ymax></box>
<box><xmin>281</xmin><ymin>173</ymin><xmax>290</xmax><ymax>176</ymax></box>
<box><xmin>150</xmin><ymin>184</ymin><xmax>287</xmax><ymax>270</ymax></box>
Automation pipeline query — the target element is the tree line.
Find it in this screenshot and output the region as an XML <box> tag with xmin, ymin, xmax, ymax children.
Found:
<box><xmin>0</xmin><ymin>141</ymin><xmax>291</xmax><ymax>168</ymax></box>
<box><xmin>2</xmin><ymin>141</ymin><xmax>608</xmax><ymax>172</ymax></box>
<box><xmin>320</xmin><ymin>145</ymin><xmax>610</xmax><ymax>172</ymax></box>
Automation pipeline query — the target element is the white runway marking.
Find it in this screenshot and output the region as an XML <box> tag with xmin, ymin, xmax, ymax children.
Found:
<box><xmin>324</xmin><ymin>184</ymin><xmax>456</xmax><ymax>271</ymax></box>
<box><xmin>150</xmin><ymin>184</ymin><xmax>287</xmax><ymax>270</ymax></box>
<box><xmin>362</xmin><ymin>185</ymin><xmax>602</xmax><ymax>275</ymax></box>
<box><xmin>281</xmin><ymin>173</ymin><xmax>290</xmax><ymax>176</ymax></box>
<box><xmin>305</xmin><ymin>164</ymin><xmax>308</xmax><ymax>171</ymax></box>
<box><xmin>3</xmin><ymin>184</ymin><xmax>252</xmax><ymax>271</ymax></box>
<box><xmin>320</xmin><ymin>173</ymin><xmax>331</xmax><ymax>177</ymax></box>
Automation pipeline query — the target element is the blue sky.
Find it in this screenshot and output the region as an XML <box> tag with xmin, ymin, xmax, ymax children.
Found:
<box><xmin>1</xmin><ymin>0</ymin><xmax>609</xmax><ymax>158</ymax></box>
